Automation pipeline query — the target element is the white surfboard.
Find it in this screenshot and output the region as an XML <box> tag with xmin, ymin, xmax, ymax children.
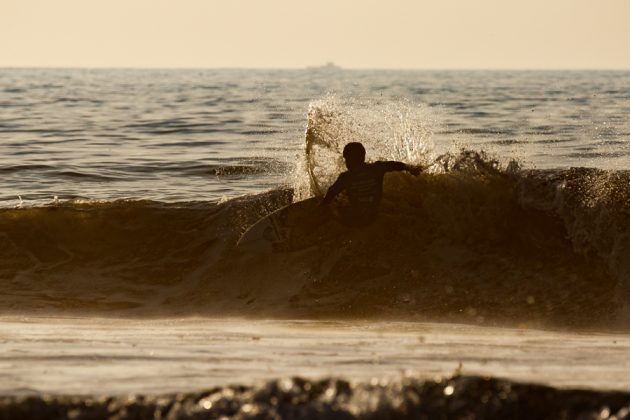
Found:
<box><xmin>237</xmin><ymin>197</ymin><xmax>344</xmax><ymax>254</ymax></box>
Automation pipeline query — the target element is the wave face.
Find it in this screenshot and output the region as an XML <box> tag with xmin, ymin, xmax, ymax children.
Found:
<box><xmin>1</xmin><ymin>160</ymin><xmax>627</xmax><ymax>328</ymax></box>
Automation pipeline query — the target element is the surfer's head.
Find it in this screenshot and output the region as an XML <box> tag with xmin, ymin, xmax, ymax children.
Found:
<box><xmin>343</xmin><ymin>142</ymin><xmax>366</xmax><ymax>170</ymax></box>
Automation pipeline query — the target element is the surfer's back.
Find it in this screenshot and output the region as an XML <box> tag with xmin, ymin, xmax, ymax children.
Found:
<box><xmin>323</xmin><ymin>160</ymin><xmax>411</xmax><ymax>227</ymax></box>
<box><xmin>339</xmin><ymin>161</ymin><xmax>406</xmax><ymax>207</ymax></box>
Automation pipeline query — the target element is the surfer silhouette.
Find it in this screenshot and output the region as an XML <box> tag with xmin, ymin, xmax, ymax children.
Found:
<box><xmin>321</xmin><ymin>142</ymin><xmax>421</xmax><ymax>227</ymax></box>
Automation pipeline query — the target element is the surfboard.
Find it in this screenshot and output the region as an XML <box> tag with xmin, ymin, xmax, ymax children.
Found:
<box><xmin>237</xmin><ymin>197</ymin><xmax>345</xmax><ymax>253</ymax></box>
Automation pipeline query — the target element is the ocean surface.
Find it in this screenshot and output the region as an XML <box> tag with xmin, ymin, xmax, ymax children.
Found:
<box><xmin>1</xmin><ymin>69</ymin><xmax>629</xmax><ymax>415</ymax></box>
<box><xmin>1</xmin><ymin>69</ymin><xmax>628</xmax><ymax>205</ymax></box>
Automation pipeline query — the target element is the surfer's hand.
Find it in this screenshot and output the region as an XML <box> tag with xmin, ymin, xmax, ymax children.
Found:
<box><xmin>407</xmin><ymin>165</ymin><xmax>423</xmax><ymax>176</ymax></box>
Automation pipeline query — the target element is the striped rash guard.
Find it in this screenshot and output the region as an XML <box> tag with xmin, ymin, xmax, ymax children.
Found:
<box><xmin>322</xmin><ymin>161</ymin><xmax>407</xmax><ymax>226</ymax></box>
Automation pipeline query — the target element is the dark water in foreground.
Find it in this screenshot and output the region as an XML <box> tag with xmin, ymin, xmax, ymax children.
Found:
<box><xmin>4</xmin><ymin>374</ymin><xmax>630</xmax><ymax>420</ymax></box>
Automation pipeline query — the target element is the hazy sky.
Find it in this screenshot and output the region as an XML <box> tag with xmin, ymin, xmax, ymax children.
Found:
<box><xmin>2</xmin><ymin>0</ymin><xmax>629</xmax><ymax>69</ymax></box>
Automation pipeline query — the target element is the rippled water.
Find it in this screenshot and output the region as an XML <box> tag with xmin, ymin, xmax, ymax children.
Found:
<box><xmin>1</xmin><ymin>69</ymin><xmax>628</xmax><ymax>206</ymax></box>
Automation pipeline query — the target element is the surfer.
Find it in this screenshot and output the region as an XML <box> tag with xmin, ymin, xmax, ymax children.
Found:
<box><xmin>321</xmin><ymin>142</ymin><xmax>421</xmax><ymax>227</ymax></box>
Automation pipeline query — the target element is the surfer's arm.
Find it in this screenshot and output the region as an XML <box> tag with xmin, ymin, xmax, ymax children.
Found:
<box><xmin>321</xmin><ymin>174</ymin><xmax>347</xmax><ymax>206</ymax></box>
<box><xmin>378</xmin><ymin>161</ymin><xmax>423</xmax><ymax>175</ymax></box>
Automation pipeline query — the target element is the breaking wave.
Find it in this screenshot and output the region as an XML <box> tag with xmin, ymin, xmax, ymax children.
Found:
<box><xmin>1</xmin><ymin>162</ymin><xmax>627</xmax><ymax>328</ymax></box>
<box><xmin>0</xmin><ymin>98</ymin><xmax>628</xmax><ymax>329</ymax></box>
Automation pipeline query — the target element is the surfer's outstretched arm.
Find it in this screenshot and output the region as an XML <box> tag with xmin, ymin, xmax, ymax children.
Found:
<box><xmin>378</xmin><ymin>161</ymin><xmax>423</xmax><ymax>175</ymax></box>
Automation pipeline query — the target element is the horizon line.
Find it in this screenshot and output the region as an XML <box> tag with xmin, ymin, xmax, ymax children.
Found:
<box><xmin>1</xmin><ymin>65</ymin><xmax>629</xmax><ymax>72</ymax></box>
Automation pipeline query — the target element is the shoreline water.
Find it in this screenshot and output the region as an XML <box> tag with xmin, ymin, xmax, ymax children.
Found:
<box><xmin>3</xmin><ymin>316</ymin><xmax>630</xmax><ymax>417</ymax></box>
<box><xmin>2</xmin><ymin>317</ymin><xmax>630</xmax><ymax>396</ymax></box>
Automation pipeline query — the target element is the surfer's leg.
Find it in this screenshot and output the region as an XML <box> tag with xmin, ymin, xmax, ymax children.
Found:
<box><xmin>335</xmin><ymin>207</ymin><xmax>374</xmax><ymax>228</ymax></box>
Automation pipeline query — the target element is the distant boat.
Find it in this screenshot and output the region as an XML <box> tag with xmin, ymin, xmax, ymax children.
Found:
<box><xmin>306</xmin><ymin>62</ymin><xmax>342</xmax><ymax>72</ymax></box>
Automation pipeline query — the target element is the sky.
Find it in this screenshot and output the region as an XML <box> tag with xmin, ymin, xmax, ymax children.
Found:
<box><xmin>1</xmin><ymin>0</ymin><xmax>629</xmax><ymax>69</ymax></box>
